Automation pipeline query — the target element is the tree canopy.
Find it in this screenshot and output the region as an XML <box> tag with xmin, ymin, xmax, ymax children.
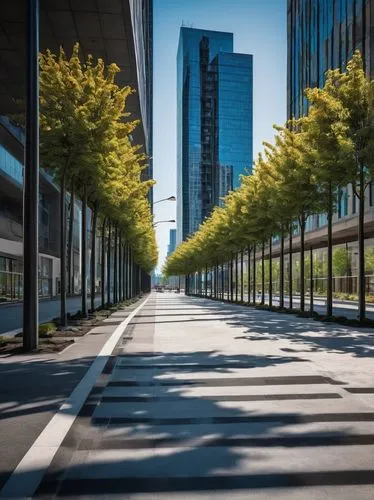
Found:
<box><xmin>39</xmin><ymin>43</ymin><xmax>157</xmax><ymax>272</ymax></box>
<box><xmin>164</xmin><ymin>51</ymin><xmax>372</xmax><ymax>289</ymax></box>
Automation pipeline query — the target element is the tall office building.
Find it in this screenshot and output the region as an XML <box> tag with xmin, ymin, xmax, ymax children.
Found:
<box><xmin>288</xmin><ymin>0</ymin><xmax>374</xmax><ymax>120</ymax></box>
<box><xmin>177</xmin><ymin>27</ymin><xmax>253</xmax><ymax>243</ymax></box>
<box><xmin>287</xmin><ymin>0</ymin><xmax>374</xmax><ymax>273</ymax></box>
<box><xmin>167</xmin><ymin>229</ymin><xmax>177</xmax><ymax>256</ymax></box>
<box><xmin>0</xmin><ymin>0</ymin><xmax>153</xmax><ymax>302</ymax></box>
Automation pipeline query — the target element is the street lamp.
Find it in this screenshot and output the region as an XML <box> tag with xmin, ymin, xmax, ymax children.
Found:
<box><xmin>153</xmin><ymin>196</ymin><xmax>176</xmax><ymax>205</ymax></box>
<box><xmin>153</xmin><ymin>219</ymin><xmax>176</xmax><ymax>226</ymax></box>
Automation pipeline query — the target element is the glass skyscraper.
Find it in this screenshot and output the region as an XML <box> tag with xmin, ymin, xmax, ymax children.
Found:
<box><xmin>177</xmin><ymin>27</ymin><xmax>253</xmax><ymax>243</ymax></box>
<box><xmin>167</xmin><ymin>229</ymin><xmax>177</xmax><ymax>256</ymax></box>
<box><xmin>287</xmin><ymin>0</ymin><xmax>374</xmax><ymax>274</ymax></box>
<box><xmin>288</xmin><ymin>0</ymin><xmax>373</xmax><ymax>120</ymax></box>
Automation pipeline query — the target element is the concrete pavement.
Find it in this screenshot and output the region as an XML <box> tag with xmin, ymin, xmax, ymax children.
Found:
<box><xmin>2</xmin><ymin>292</ymin><xmax>374</xmax><ymax>498</ymax></box>
<box><xmin>235</xmin><ymin>292</ymin><xmax>374</xmax><ymax>320</ymax></box>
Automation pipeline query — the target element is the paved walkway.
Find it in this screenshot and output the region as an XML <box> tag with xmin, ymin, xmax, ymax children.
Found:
<box><xmin>3</xmin><ymin>292</ymin><xmax>374</xmax><ymax>498</ymax></box>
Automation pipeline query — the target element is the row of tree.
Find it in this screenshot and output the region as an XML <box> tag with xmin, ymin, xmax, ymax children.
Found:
<box><xmin>39</xmin><ymin>44</ymin><xmax>157</xmax><ymax>325</ymax></box>
<box><xmin>164</xmin><ymin>51</ymin><xmax>374</xmax><ymax>320</ymax></box>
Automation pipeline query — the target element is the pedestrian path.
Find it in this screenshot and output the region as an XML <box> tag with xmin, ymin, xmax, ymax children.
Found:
<box><xmin>8</xmin><ymin>293</ymin><xmax>374</xmax><ymax>498</ymax></box>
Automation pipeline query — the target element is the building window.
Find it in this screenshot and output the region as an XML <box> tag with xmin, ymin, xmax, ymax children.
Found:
<box><xmin>0</xmin><ymin>254</ymin><xmax>53</xmax><ymax>302</ymax></box>
<box><xmin>39</xmin><ymin>256</ymin><xmax>52</xmax><ymax>297</ymax></box>
<box><xmin>0</xmin><ymin>256</ymin><xmax>22</xmax><ymax>302</ymax></box>
<box><xmin>39</xmin><ymin>194</ymin><xmax>50</xmax><ymax>250</ymax></box>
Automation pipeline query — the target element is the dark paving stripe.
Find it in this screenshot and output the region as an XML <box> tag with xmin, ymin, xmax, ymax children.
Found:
<box><xmin>38</xmin><ymin>470</ymin><xmax>374</xmax><ymax>496</ymax></box>
<box><xmin>77</xmin><ymin>385</ymin><xmax>105</xmax><ymax>418</ymax></box>
<box><xmin>101</xmin><ymin>393</ymin><xmax>342</xmax><ymax>403</ymax></box>
<box><xmin>77</xmin><ymin>433</ymin><xmax>374</xmax><ymax>450</ymax></box>
<box><xmin>92</xmin><ymin>412</ymin><xmax>374</xmax><ymax>426</ymax></box>
<box><xmin>345</xmin><ymin>388</ymin><xmax>374</xmax><ymax>394</ymax></box>
<box><xmin>108</xmin><ymin>375</ymin><xmax>341</xmax><ymax>387</ymax></box>
<box><xmin>102</xmin><ymin>356</ymin><xmax>116</xmax><ymax>375</ymax></box>
<box><xmin>115</xmin><ymin>363</ymin><xmax>258</xmax><ymax>370</ymax></box>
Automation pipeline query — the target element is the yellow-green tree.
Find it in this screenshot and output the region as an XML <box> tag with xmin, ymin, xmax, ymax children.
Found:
<box><xmin>39</xmin><ymin>44</ymin><xmax>157</xmax><ymax>323</ymax></box>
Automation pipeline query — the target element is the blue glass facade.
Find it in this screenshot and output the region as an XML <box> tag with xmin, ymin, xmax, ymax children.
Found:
<box><xmin>167</xmin><ymin>228</ymin><xmax>177</xmax><ymax>256</ymax></box>
<box><xmin>0</xmin><ymin>145</ymin><xmax>23</xmax><ymax>185</ymax></box>
<box><xmin>177</xmin><ymin>28</ymin><xmax>253</xmax><ymax>242</ymax></box>
<box><xmin>288</xmin><ymin>0</ymin><xmax>374</xmax><ymax>234</ymax></box>
<box><xmin>288</xmin><ymin>0</ymin><xmax>372</xmax><ymax>120</ymax></box>
<box><xmin>214</xmin><ymin>52</ymin><xmax>253</xmax><ymax>193</ymax></box>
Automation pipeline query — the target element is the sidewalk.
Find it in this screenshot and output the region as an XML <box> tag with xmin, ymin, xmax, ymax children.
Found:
<box><xmin>0</xmin><ymin>292</ymin><xmax>371</xmax><ymax>498</ymax></box>
<box><xmin>0</xmin><ymin>296</ymin><xmax>145</xmax><ymax>491</ymax></box>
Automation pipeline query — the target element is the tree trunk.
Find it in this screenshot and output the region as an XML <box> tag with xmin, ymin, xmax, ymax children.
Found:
<box><xmin>81</xmin><ymin>184</ymin><xmax>88</xmax><ymax>318</ymax></box>
<box><xmin>221</xmin><ymin>263</ymin><xmax>224</xmax><ymax>300</ymax></box>
<box><xmin>230</xmin><ymin>258</ymin><xmax>234</xmax><ymax>302</ymax></box>
<box><xmin>327</xmin><ymin>181</ymin><xmax>333</xmax><ymax>316</ymax></box>
<box><xmin>205</xmin><ymin>266</ymin><xmax>208</xmax><ymax>297</ymax></box>
<box><xmin>310</xmin><ymin>246</ymin><xmax>314</xmax><ymax>313</ymax></box>
<box><xmin>269</xmin><ymin>237</ymin><xmax>273</xmax><ymax>307</ymax></box>
<box><xmin>67</xmin><ymin>189</ymin><xmax>75</xmax><ymax>294</ymax></box>
<box><xmin>280</xmin><ymin>228</ymin><xmax>284</xmax><ymax>308</ymax></box>
<box><xmin>289</xmin><ymin>224</ymin><xmax>293</xmax><ymax>309</ymax></box>
<box><xmin>118</xmin><ymin>233</ymin><xmax>122</xmax><ymax>302</ymax></box>
<box><xmin>261</xmin><ymin>241</ymin><xmax>265</xmax><ymax>304</ymax></box>
<box><xmin>129</xmin><ymin>247</ymin><xmax>132</xmax><ymax>299</ymax></box>
<box><xmin>235</xmin><ymin>253</ymin><xmax>239</xmax><ymax>302</ymax></box>
<box><xmin>124</xmin><ymin>245</ymin><xmax>127</xmax><ymax>299</ymax></box>
<box><xmin>247</xmin><ymin>246</ymin><xmax>251</xmax><ymax>304</ymax></box>
<box><xmin>300</xmin><ymin>216</ymin><xmax>305</xmax><ymax>312</ymax></box>
<box><xmin>60</xmin><ymin>175</ymin><xmax>67</xmax><ymax>327</ymax></box>
<box><xmin>124</xmin><ymin>245</ymin><xmax>128</xmax><ymax>300</ymax></box>
<box><xmin>358</xmin><ymin>163</ymin><xmax>366</xmax><ymax>321</ymax></box>
<box><xmin>107</xmin><ymin>219</ymin><xmax>111</xmax><ymax>305</ymax></box>
<box><xmin>240</xmin><ymin>249</ymin><xmax>244</xmax><ymax>302</ymax></box>
<box><xmin>114</xmin><ymin>224</ymin><xmax>118</xmax><ymax>304</ymax></box>
<box><xmin>101</xmin><ymin>217</ymin><xmax>106</xmax><ymax>309</ymax></box>
<box><xmin>253</xmin><ymin>244</ymin><xmax>256</xmax><ymax>304</ymax></box>
<box><xmin>90</xmin><ymin>202</ymin><xmax>98</xmax><ymax>313</ymax></box>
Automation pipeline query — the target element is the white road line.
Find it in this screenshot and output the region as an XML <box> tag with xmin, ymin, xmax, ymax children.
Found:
<box><xmin>0</xmin><ymin>295</ymin><xmax>150</xmax><ymax>499</ymax></box>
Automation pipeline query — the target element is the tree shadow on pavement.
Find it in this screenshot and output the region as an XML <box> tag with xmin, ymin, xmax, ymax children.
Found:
<box><xmin>21</xmin><ymin>349</ymin><xmax>374</xmax><ymax>497</ymax></box>
<box><xmin>2</xmin><ymin>296</ymin><xmax>374</xmax><ymax>496</ymax></box>
<box><xmin>177</xmin><ymin>297</ymin><xmax>374</xmax><ymax>359</ymax></box>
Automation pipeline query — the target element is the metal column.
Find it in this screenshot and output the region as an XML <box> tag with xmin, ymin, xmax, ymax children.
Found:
<box><xmin>23</xmin><ymin>0</ymin><xmax>39</xmax><ymax>351</ymax></box>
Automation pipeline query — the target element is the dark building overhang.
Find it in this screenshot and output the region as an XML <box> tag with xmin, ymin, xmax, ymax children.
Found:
<box><xmin>0</xmin><ymin>0</ymin><xmax>146</xmax><ymax>149</ymax></box>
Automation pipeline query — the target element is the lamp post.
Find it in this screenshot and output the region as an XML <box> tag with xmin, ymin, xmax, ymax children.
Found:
<box><xmin>153</xmin><ymin>219</ymin><xmax>176</xmax><ymax>227</ymax></box>
<box><xmin>153</xmin><ymin>196</ymin><xmax>176</xmax><ymax>205</ymax></box>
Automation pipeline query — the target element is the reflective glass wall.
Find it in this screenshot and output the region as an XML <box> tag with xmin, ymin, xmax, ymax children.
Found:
<box><xmin>214</xmin><ymin>52</ymin><xmax>253</xmax><ymax>195</ymax></box>
<box><xmin>288</xmin><ymin>0</ymin><xmax>372</xmax><ymax>120</ymax></box>
<box><xmin>288</xmin><ymin>0</ymin><xmax>374</xmax><ymax>232</ymax></box>
<box><xmin>177</xmin><ymin>27</ymin><xmax>253</xmax><ymax>242</ymax></box>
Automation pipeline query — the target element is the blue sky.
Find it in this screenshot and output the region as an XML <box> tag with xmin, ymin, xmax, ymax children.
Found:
<box><xmin>153</xmin><ymin>0</ymin><xmax>287</xmax><ymax>272</ymax></box>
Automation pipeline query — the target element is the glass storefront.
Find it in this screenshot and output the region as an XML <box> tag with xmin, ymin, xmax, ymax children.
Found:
<box><xmin>0</xmin><ymin>255</ymin><xmax>53</xmax><ymax>302</ymax></box>
<box><xmin>0</xmin><ymin>256</ymin><xmax>22</xmax><ymax>302</ymax></box>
